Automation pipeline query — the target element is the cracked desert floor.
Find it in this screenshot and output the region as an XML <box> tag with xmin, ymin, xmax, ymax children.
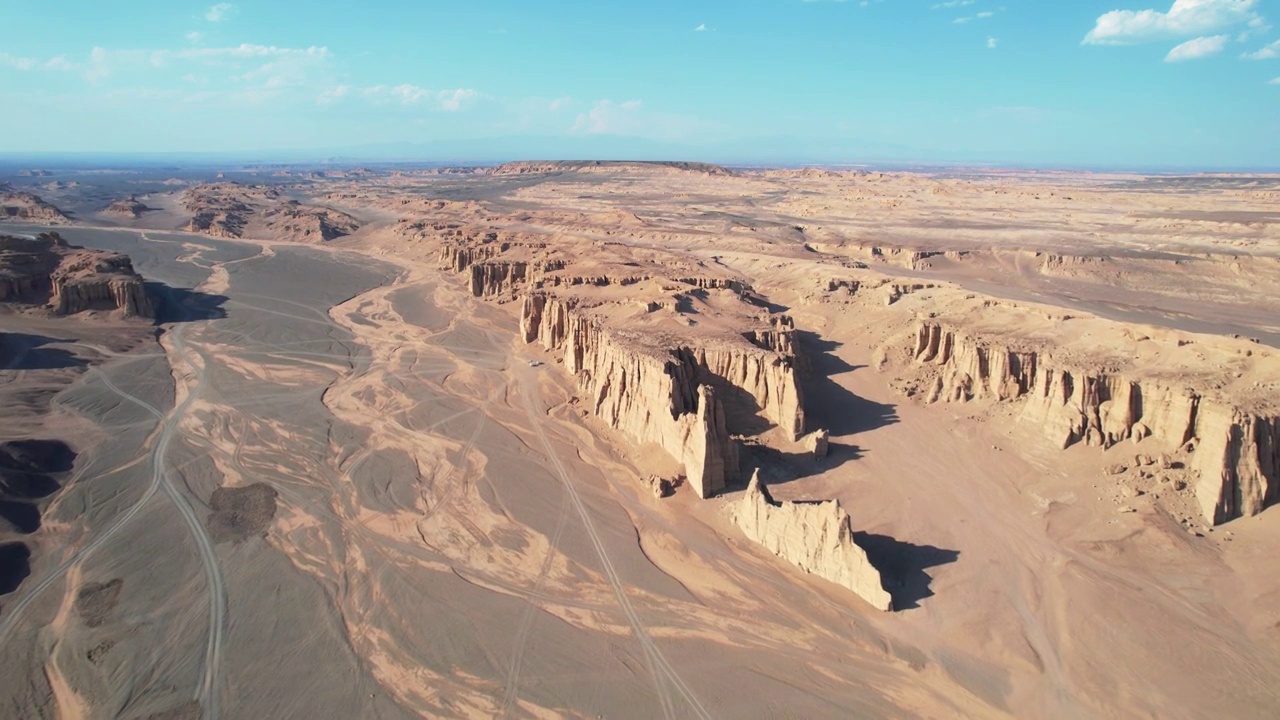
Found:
<box><xmin>2</xmin><ymin>162</ymin><xmax>1280</xmax><ymax>719</ymax></box>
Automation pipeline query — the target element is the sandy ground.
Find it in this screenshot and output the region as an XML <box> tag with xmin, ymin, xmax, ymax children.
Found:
<box><xmin>1</xmin><ymin>165</ymin><xmax>1278</xmax><ymax>719</ymax></box>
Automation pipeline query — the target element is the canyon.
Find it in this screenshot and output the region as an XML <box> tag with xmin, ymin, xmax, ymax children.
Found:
<box><xmin>0</xmin><ymin>162</ymin><xmax>1278</xmax><ymax>719</ymax></box>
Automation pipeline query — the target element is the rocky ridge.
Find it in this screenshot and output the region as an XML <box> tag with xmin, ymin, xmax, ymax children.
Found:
<box><xmin>519</xmin><ymin>292</ymin><xmax>740</xmax><ymax>497</ymax></box>
<box><xmin>0</xmin><ymin>233</ymin><xmax>153</xmax><ymax>318</ymax></box>
<box><xmin>895</xmin><ymin>319</ymin><xmax>1279</xmax><ymax>524</ymax></box>
<box><xmin>0</xmin><ymin>190</ymin><xmax>71</xmax><ymax>225</ymax></box>
<box><xmin>104</xmin><ymin>196</ymin><xmax>155</xmax><ymax>219</ymax></box>
<box><xmin>182</xmin><ymin>183</ymin><xmax>361</xmax><ymax>242</ymax></box>
<box><xmin>431</xmin><ymin>222</ymin><xmax>813</xmax><ymax>477</ymax></box>
<box><xmin>491</xmin><ymin>160</ymin><xmax>733</xmax><ymax>176</ymax></box>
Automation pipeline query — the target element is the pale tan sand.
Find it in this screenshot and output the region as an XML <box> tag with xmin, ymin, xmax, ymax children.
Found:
<box><xmin>1</xmin><ymin>165</ymin><xmax>1278</xmax><ymax>719</ymax></box>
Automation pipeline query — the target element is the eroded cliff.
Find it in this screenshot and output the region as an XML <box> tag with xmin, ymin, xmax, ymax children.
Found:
<box><xmin>901</xmin><ymin>320</ymin><xmax>1279</xmax><ymax>524</ymax></box>
<box><xmin>730</xmin><ymin>471</ymin><xmax>893</xmax><ymax>611</ymax></box>
<box><xmin>520</xmin><ymin>293</ymin><xmax>738</xmax><ymax>497</ymax></box>
<box><xmin>0</xmin><ymin>233</ymin><xmax>153</xmax><ymax>319</ymax></box>
<box><xmin>0</xmin><ymin>190</ymin><xmax>70</xmax><ymax>225</ymax></box>
<box><xmin>182</xmin><ymin>183</ymin><xmax>360</xmax><ymax>242</ymax></box>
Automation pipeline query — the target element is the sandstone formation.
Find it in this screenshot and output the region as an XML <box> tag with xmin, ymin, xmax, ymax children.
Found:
<box><xmin>0</xmin><ymin>233</ymin><xmax>154</xmax><ymax>318</ymax></box>
<box><xmin>805</xmin><ymin>429</ymin><xmax>830</xmax><ymax>459</ymax></box>
<box><xmin>731</xmin><ymin>471</ymin><xmax>893</xmax><ymax>611</ymax></box>
<box><xmin>104</xmin><ymin>196</ymin><xmax>155</xmax><ymax>219</ymax></box>
<box><xmin>491</xmin><ymin>160</ymin><xmax>733</xmax><ymax>176</ymax></box>
<box><xmin>182</xmin><ymin>183</ymin><xmax>360</xmax><ymax>242</ymax></box>
<box><xmin>0</xmin><ymin>190</ymin><xmax>70</xmax><ymax>224</ymax></box>
<box><xmin>905</xmin><ymin>320</ymin><xmax>1279</xmax><ymax>524</ymax></box>
<box><xmin>520</xmin><ymin>293</ymin><xmax>738</xmax><ymax>497</ymax></box>
<box><xmin>424</xmin><ymin>214</ymin><xmax>812</xmax><ymax>498</ymax></box>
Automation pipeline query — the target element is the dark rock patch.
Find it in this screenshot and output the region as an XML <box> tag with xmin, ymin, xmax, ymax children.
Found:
<box><xmin>207</xmin><ymin>483</ymin><xmax>278</xmax><ymax>544</ymax></box>
<box><xmin>75</xmin><ymin>578</ymin><xmax>124</xmax><ymax>627</ymax></box>
<box><xmin>86</xmin><ymin>640</ymin><xmax>115</xmax><ymax>664</ymax></box>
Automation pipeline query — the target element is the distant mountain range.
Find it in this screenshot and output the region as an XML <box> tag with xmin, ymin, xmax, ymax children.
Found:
<box><xmin>1</xmin><ymin>135</ymin><xmax>1276</xmax><ymax>173</ymax></box>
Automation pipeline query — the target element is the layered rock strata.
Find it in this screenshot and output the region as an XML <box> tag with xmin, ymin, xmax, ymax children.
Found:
<box><xmin>909</xmin><ymin>321</ymin><xmax>1278</xmax><ymax>524</ymax></box>
<box><xmin>731</xmin><ymin>471</ymin><xmax>893</xmax><ymax>611</ymax></box>
<box><xmin>182</xmin><ymin>183</ymin><xmax>360</xmax><ymax>242</ymax></box>
<box><xmin>0</xmin><ymin>233</ymin><xmax>153</xmax><ymax>318</ymax></box>
<box><xmin>104</xmin><ymin>196</ymin><xmax>154</xmax><ymax>219</ymax></box>
<box><xmin>0</xmin><ymin>190</ymin><xmax>70</xmax><ymax>224</ymax></box>
<box><xmin>520</xmin><ymin>293</ymin><xmax>738</xmax><ymax>497</ymax></box>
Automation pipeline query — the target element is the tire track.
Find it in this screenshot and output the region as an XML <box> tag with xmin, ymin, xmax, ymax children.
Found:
<box><xmin>499</xmin><ymin>473</ymin><xmax>571</xmax><ymax>718</ymax></box>
<box><xmin>520</xmin><ymin>380</ymin><xmax>713</xmax><ymax>720</ymax></box>
<box><xmin>93</xmin><ymin>337</ymin><xmax>227</xmax><ymax>719</ymax></box>
<box><xmin>0</xmin><ymin>354</ymin><xmax>201</xmax><ymax>646</ymax></box>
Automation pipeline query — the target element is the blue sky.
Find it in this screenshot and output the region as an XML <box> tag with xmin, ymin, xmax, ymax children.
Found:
<box><xmin>1</xmin><ymin>1</ymin><xmax>1277</xmax><ymax>167</ymax></box>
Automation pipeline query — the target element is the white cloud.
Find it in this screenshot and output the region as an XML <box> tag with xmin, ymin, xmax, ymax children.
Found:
<box><xmin>987</xmin><ymin>36</ymin><xmax>998</xmax><ymax>49</ymax></box>
<box><xmin>1242</xmin><ymin>38</ymin><xmax>1280</xmax><ymax>59</ymax></box>
<box><xmin>317</xmin><ymin>84</ymin><xmax>351</xmax><ymax>104</ymax></box>
<box><xmin>86</xmin><ymin>47</ymin><xmax>111</xmax><ymax>82</ymax></box>
<box><xmin>572</xmin><ymin>100</ymin><xmax>648</xmax><ymax>135</ymax></box>
<box><xmin>437</xmin><ymin>88</ymin><xmax>479</xmax><ymax>111</ymax></box>
<box><xmin>568</xmin><ymin>98</ymin><xmax>707</xmax><ymax>140</ymax></box>
<box><xmin>1084</xmin><ymin>0</ymin><xmax>1262</xmax><ymax>45</ymax></box>
<box><xmin>76</xmin><ymin>43</ymin><xmax>330</xmax><ymax>90</ymax></box>
<box><xmin>932</xmin><ymin>0</ymin><xmax>975</xmax><ymax>7</ymax></box>
<box><xmin>174</xmin><ymin>44</ymin><xmax>329</xmax><ymax>61</ymax></box>
<box><xmin>205</xmin><ymin>3</ymin><xmax>235</xmax><ymax>22</ymax></box>
<box><xmin>695</xmin><ymin>23</ymin><xmax>707</xmax><ymax>31</ymax></box>
<box><xmin>0</xmin><ymin>53</ymin><xmax>36</xmax><ymax>71</ymax></box>
<box><xmin>1270</xmin><ymin>76</ymin><xmax>1280</xmax><ymax>84</ymax></box>
<box><xmin>322</xmin><ymin>83</ymin><xmax>482</xmax><ymax>111</ymax></box>
<box><xmin>954</xmin><ymin>9</ymin><xmax>997</xmax><ymax>23</ymax></box>
<box><xmin>45</xmin><ymin>56</ymin><xmax>76</xmax><ymax>71</ymax></box>
<box><xmin>1165</xmin><ymin>33</ymin><xmax>1229</xmax><ymax>60</ymax></box>
<box><xmin>186</xmin><ymin>31</ymin><xmax>204</xmax><ymax>44</ymax></box>
<box><xmin>0</xmin><ymin>53</ymin><xmax>73</xmax><ymax>71</ymax></box>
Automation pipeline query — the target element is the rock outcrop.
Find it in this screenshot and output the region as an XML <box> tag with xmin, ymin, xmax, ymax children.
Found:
<box><xmin>104</xmin><ymin>196</ymin><xmax>155</xmax><ymax>219</ymax></box>
<box><xmin>0</xmin><ymin>190</ymin><xmax>70</xmax><ymax>224</ymax></box>
<box><xmin>907</xmin><ymin>321</ymin><xmax>1279</xmax><ymax>524</ymax></box>
<box><xmin>491</xmin><ymin>160</ymin><xmax>733</xmax><ymax>177</ymax></box>
<box><xmin>0</xmin><ymin>233</ymin><xmax>153</xmax><ymax>318</ymax></box>
<box><xmin>686</xmin><ymin>343</ymin><xmax>806</xmax><ymax>441</ymax></box>
<box><xmin>805</xmin><ymin>429</ymin><xmax>830</xmax><ymax>459</ymax></box>
<box><xmin>730</xmin><ymin>471</ymin><xmax>893</xmax><ymax>611</ymax></box>
<box><xmin>260</xmin><ymin>200</ymin><xmax>360</xmax><ymax>242</ymax></box>
<box><xmin>520</xmin><ymin>293</ymin><xmax>738</xmax><ymax>497</ymax></box>
<box><xmin>182</xmin><ymin>183</ymin><xmax>360</xmax><ymax>242</ymax></box>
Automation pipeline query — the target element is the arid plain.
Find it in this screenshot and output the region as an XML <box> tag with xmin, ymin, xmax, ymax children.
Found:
<box><xmin>2</xmin><ymin>162</ymin><xmax>1279</xmax><ymax>719</ymax></box>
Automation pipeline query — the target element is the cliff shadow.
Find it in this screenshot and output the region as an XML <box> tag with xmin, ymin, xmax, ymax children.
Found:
<box><xmin>0</xmin><ymin>542</ymin><xmax>31</xmax><ymax>595</ymax></box>
<box><xmin>0</xmin><ymin>333</ymin><xmax>88</xmax><ymax>370</ymax></box>
<box><xmin>145</xmin><ymin>282</ymin><xmax>228</xmax><ymax>324</ymax></box>
<box><xmin>735</xmin><ymin>440</ymin><xmax>863</xmax><ymax>488</ymax></box>
<box><xmin>853</xmin><ymin>532</ymin><xmax>959</xmax><ymax>611</ymax></box>
<box><xmin>0</xmin><ymin>439</ymin><xmax>76</xmax><ymax>478</ymax></box>
<box><xmin>798</xmin><ymin>331</ymin><xmax>898</xmax><ymax>437</ymax></box>
<box><xmin>0</xmin><ymin>500</ymin><xmax>40</xmax><ymax>533</ymax></box>
<box><xmin>702</xmin><ymin>375</ymin><xmax>774</xmax><ymax>437</ymax></box>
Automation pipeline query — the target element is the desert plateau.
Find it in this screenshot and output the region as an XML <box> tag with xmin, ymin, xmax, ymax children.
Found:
<box><xmin>0</xmin><ymin>160</ymin><xmax>1276</xmax><ymax>719</ymax></box>
<box><xmin>5</xmin><ymin>1</ymin><xmax>1280</xmax><ymax>717</ymax></box>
